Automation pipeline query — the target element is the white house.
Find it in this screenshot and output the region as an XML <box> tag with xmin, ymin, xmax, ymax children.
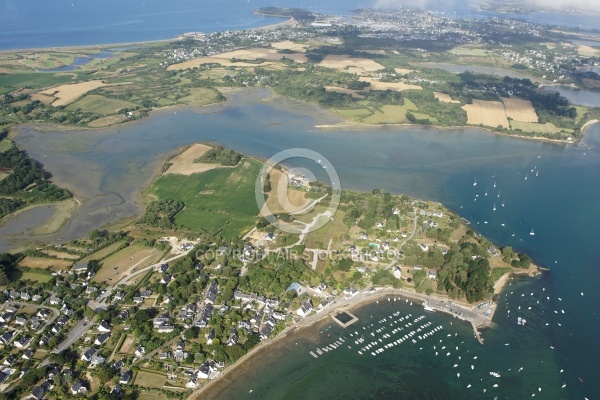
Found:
<box><xmin>296</xmin><ymin>301</ymin><xmax>313</xmax><ymax>317</ymax></box>
<box><xmin>393</xmin><ymin>266</ymin><xmax>402</xmax><ymax>279</ymax></box>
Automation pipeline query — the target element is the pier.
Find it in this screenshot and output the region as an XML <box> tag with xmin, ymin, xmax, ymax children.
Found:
<box><xmin>332</xmin><ymin>311</ymin><xmax>359</xmax><ymax>328</ymax></box>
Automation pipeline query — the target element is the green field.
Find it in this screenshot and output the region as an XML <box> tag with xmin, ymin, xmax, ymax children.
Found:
<box><xmin>0</xmin><ymin>72</ymin><xmax>75</xmax><ymax>90</ymax></box>
<box><xmin>510</xmin><ymin>121</ymin><xmax>567</xmax><ymax>134</ymax></box>
<box><xmin>10</xmin><ymin>269</ymin><xmax>53</xmax><ymax>283</ymax></box>
<box><xmin>179</xmin><ymin>87</ymin><xmax>223</xmax><ymax>107</ymax></box>
<box><xmin>0</xmin><ymin>139</ymin><xmax>13</xmax><ymax>153</ymax></box>
<box><xmin>334</xmin><ymin>99</ymin><xmax>420</xmax><ymax>125</ymax></box>
<box><xmin>149</xmin><ymin>159</ymin><xmax>262</xmax><ymax>237</ymax></box>
<box><xmin>66</xmin><ymin>95</ymin><xmax>137</xmax><ymax>115</ymax></box>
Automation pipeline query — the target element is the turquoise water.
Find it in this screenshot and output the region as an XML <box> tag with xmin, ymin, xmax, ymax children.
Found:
<box><xmin>13</xmin><ymin>88</ymin><xmax>600</xmax><ymax>398</ymax></box>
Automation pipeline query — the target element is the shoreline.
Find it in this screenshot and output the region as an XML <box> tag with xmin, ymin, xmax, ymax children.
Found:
<box><xmin>188</xmin><ymin>271</ymin><xmax>541</xmax><ymax>400</ymax></box>
<box><xmin>315</xmin><ymin>119</ymin><xmax>589</xmax><ymax>145</ymax></box>
<box><xmin>0</xmin><ymin>16</ymin><xmax>293</xmax><ymax>54</ymax></box>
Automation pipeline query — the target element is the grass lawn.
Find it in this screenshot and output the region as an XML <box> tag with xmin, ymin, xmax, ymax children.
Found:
<box><xmin>66</xmin><ymin>94</ymin><xmax>137</xmax><ymax>115</ymax></box>
<box><xmin>0</xmin><ymin>138</ymin><xmax>13</xmax><ymax>153</ymax></box>
<box><xmin>138</xmin><ymin>393</ymin><xmax>170</xmax><ymax>400</ymax></box>
<box><xmin>9</xmin><ymin>269</ymin><xmax>53</xmax><ymax>283</ymax></box>
<box><xmin>149</xmin><ymin>159</ymin><xmax>261</xmax><ymax>237</ymax></box>
<box><xmin>510</xmin><ymin>121</ymin><xmax>567</xmax><ymax>134</ymax></box>
<box><xmin>134</xmin><ymin>370</ymin><xmax>167</xmax><ymax>389</ymax></box>
<box><xmin>78</xmin><ymin>240</ymin><xmax>129</xmax><ymax>265</ymax></box>
<box><xmin>91</xmin><ymin>243</ymin><xmax>164</xmax><ymax>283</ymax></box>
<box><xmin>362</xmin><ymin>100</ymin><xmax>418</xmax><ymax>124</ymax></box>
<box><xmin>304</xmin><ymin>210</ymin><xmax>347</xmax><ymax>249</ymax></box>
<box><xmin>179</xmin><ymin>87</ymin><xmax>223</xmax><ymax>107</ymax></box>
<box><xmin>334</xmin><ymin>108</ymin><xmax>372</xmax><ymax>120</ymax></box>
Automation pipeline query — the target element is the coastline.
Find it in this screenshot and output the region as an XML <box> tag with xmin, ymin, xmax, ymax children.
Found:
<box><xmin>315</xmin><ymin>119</ymin><xmax>586</xmax><ymax>144</ymax></box>
<box><xmin>188</xmin><ymin>271</ymin><xmax>542</xmax><ymax>400</ymax></box>
<box><xmin>0</xmin><ymin>16</ymin><xmax>294</xmax><ymax>54</ymax></box>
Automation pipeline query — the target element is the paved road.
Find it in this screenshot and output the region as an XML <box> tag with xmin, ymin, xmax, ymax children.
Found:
<box><xmin>87</xmin><ymin>249</ymin><xmax>194</xmax><ymax>311</ymax></box>
<box><xmin>39</xmin><ymin>316</ymin><xmax>97</xmax><ymax>367</ymax></box>
<box><xmin>6</xmin><ymin>301</ymin><xmax>60</xmax><ymax>335</ymax></box>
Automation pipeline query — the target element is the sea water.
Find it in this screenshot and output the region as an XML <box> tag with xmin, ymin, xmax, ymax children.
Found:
<box><xmin>12</xmin><ymin>88</ymin><xmax>600</xmax><ymax>398</ymax></box>
<box><xmin>2</xmin><ymin>0</ymin><xmax>597</xmax><ymax>50</ymax></box>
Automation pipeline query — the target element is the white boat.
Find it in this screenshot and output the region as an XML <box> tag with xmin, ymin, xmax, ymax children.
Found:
<box><xmin>424</xmin><ymin>305</ymin><xmax>435</xmax><ymax>312</ymax></box>
<box><xmin>485</xmin><ymin>190</ymin><xmax>488</xmax><ymax>196</ymax></box>
<box><xmin>493</xmin><ymin>204</ymin><xmax>496</xmax><ymax>211</ymax></box>
<box><xmin>473</xmin><ymin>178</ymin><xmax>477</xmax><ymax>186</ymax></box>
<box><xmin>530</xmin><ymin>229</ymin><xmax>535</xmax><ymax>236</ymax></box>
<box><xmin>536</xmin><ymin>170</ymin><xmax>539</xmax><ymax>177</ymax></box>
<box><xmin>525</xmin><ymin>174</ymin><xmax>528</xmax><ymax>180</ymax></box>
<box><xmin>493</xmin><ymin>181</ymin><xmax>496</xmax><ymax>188</ymax></box>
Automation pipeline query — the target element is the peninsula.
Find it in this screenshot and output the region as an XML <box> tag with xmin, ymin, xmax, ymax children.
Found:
<box><xmin>0</xmin><ymin>142</ymin><xmax>539</xmax><ymax>399</ymax></box>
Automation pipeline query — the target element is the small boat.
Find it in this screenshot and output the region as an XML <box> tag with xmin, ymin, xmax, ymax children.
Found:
<box><xmin>497</xmin><ymin>191</ymin><xmax>500</xmax><ymax>198</ymax></box>
<box><xmin>424</xmin><ymin>305</ymin><xmax>435</xmax><ymax>312</ymax></box>
<box><xmin>493</xmin><ymin>204</ymin><xmax>496</xmax><ymax>211</ymax></box>
<box><xmin>530</xmin><ymin>229</ymin><xmax>535</xmax><ymax>236</ymax></box>
<box><xmin>493</xmin><ymin>181</ymin><xmax>496</xmax><ymax>188</ymax></box>
<box><xmin>485</xmin><ymin>190</ymin><xmax>488</xmax><ymax>196</ymax></box>
<box><xmin>501</xmin><ymin>201</ymin><xmax>505</xmax><ymax>207</ymax></box>
<box><xmin>536</xmin><ymin>170</ymin><xmax>539</xmax><ymax>177</ymax></box>
<box><xmin>578</xmin><ymin>377</ymin><xmax>584</xmax><ymax>383</ymax></box>
<box><xmin>473</xmin><ymin>178</ymin><xmax>477</xmax><ymax>186</ymax></box>
<box><xmin>525</xmin><ymin>174</ymin><xmax>528</xmax><ymax>180</ymax></box>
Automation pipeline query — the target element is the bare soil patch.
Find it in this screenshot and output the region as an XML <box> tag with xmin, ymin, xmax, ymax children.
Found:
<box><xmin>270</xmin><ymin>41</ymin><xmax>309</xmax><ymax>53</ymax></box>
<box><xmin>30</xmin><ymin>93</ymin><xmax>56</xmax><ymax>105</ymax></box>
<box><xmin>501</xmin><ymin>97</ymin><xmax>538</xmax><ymax>123</ymax></box>
<box><xmin>18</xmin><ymin>256</ymin><xmax>73</xmax><ymax>271</ymax></box>
<box><xmin>39</xmin><ymin>80</ymin><xmax>106</xmax><ymax>106</ymax></box>
<box><xmin>261</xmin><ymin>168</ymin><xmax>309</xmax><ymax>215</ymax></box>
<box><xmin>324</xmin><ymin>86</ymin><xmax>364</xmax><ymax>98</ymax></box>
<box><xmin>434</xmin><ymin>92</ymin><xmax>460</xmax><ymax>104</ymax></box>
<box><xmin>462</xmin><ymin>100</ymin><xmax>509</xmax><ymax>128</ymax></box>
<box><xmin>118</xmin><ymin>335</ymin><xmax>135</xmax><ymax>354</ymax></box>
<box><xmin>359</xmin><ymin>77</ymin><xmax>422</xmax><ymax>92</ymax></box>
<box><xmin>319</xmin><ymin>55</ymin><xmax>385</xmax><ymax>73</ymax></box>
<box><xmin>215</xmin><ymin>47</ymin><xmax>307</xmax><ymax>63</ymax></box>
<box><xmin>41</xmin><ymin>250</ymin><xmax>80</xmax><ymax>260</ymax></box>
<box><xmin>394</xmin><ymin>68</ymin><xmax>413</xmax><ymax>75</ymax></box>
<box><xmin>165</xmin><ymin>144</ymin><xmax>222</xmax><ymax>175</ymax></box>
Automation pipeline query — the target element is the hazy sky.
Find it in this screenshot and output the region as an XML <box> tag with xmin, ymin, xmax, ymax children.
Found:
<box><xmin>372</xmin><ymin>0</ymin><xmax>600</xmax><ymax>12</ymax></box>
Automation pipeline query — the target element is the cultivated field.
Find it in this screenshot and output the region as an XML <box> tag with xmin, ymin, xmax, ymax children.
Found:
<box><xmin>30</xmin><ymin>93</ymin><xmax>56</xmax><ymax>105</ymax></box>
<box><xmin>18</xmin><ymin>256</ymin><xmax>73</xmax><ymax>271</ymax></box>
<box><xmin>501</xmin><ymin>97</ymin><xmax>538</xmax><ymax>122</ymax></box>
<box><xmin>217</xmin><ymin>47</ymin><xmax>307</xmax><ymax>63</ymax></box>
<box><xmin>462</xmin><ymin>100</ymin><xmax>509</xmax><ymax>128</ymax></box>
<box><xmin>39</xmin><ymin>80</ymin><xmax>106</xmax><ymax>106</ymax></box>
<box><xmin>318</xmin><ymin>55</ymin><xmax>385</xmax><ymax>73</ymax></box>
<box><xmin>261</xmin><ymin>168</ymin><xmax>309</xmax><ymax>215</ymax></box>
<box><xmin>394</xmin><ymin>68</ymin><xmax>413</xmax><ymax>75</ymax></box>
<box><xmin>270</xmin><ymin>40</ymin><xmax>308</xmax><ymax>52</ymax></box>
<box><xmin>66</xmin><ymin>94</ymin><xmax>137</xmax><ymax>115</ymax></box>
<box><xmin>41</xmin><ymin>250</ymin><xmax>80</xmax><ymax>260</ymax></box>
<box><xmin>577</xmin><ymin>45</ymin><xmax>600</xmax><ymax>57</ymax></box>
<box><xmin>434</xmin><ymin>92</ymin><xmax>460</xmax><ymax>103</ymax></box>
<box><xmin>167</xmin><ymin>57</ymin><xmax>275</xmax><ymax>70</ymax></box>
<box><xmin>359</xmin><ymin>77</ymin><xmax>422</xmax><ymax>92</ymax></box>
<box><xmin>165</xmin><ymin>144</ymin><xmax>223</xmax><ymax>175</ymax></box>
<box><xmin>91</xmin><ymin>244</ymin><xmax>164</xmax><ymax>284</ymax></box>
<box><xmin>510</xmin><ymin>121</ymin><xmax>566</xmax><ymax>134</ymax></box>
<box><xmin>77</xmin><ymin>240</ymin><xmax>128</xmax><ymax>265</ymax></box>
<box><xmin>149</xmin><ymin>159</ymin><xmax>262</xmax><ymax>238</ymax></box>
<box><xmin>324</xmin><ymin>86</ymin><xmax>364</xmax><ymax>98</ymax></box>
